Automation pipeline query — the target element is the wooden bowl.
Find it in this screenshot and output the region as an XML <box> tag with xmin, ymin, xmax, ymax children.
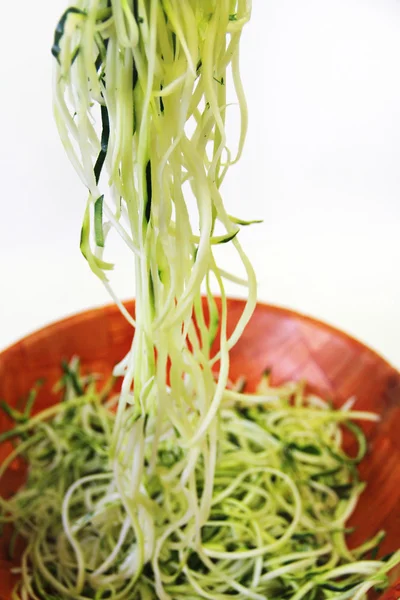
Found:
<box><xmin>1</xmin><ymin>299</ymin><xmax>400</xmax><ymax>599</ymax></box>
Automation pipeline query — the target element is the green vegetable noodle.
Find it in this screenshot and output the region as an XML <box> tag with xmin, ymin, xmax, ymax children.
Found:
<box><xmin>0</xmin><ymin>1</ymin><xmax>399</xmax><ymax>599</ymax></box>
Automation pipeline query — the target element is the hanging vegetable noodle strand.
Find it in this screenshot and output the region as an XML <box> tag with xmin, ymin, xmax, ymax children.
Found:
<box><xmin>1</xmin><ymin>1</ymin><xmax>400</xmax><ymax>599</ymax></box>
<box><xmin>53</xmin><ymin>0</ymin><xmax>255</xmax><ymax>458</ymax></box>
<box><xmin>53</xmin><ymin>0</ymin><xmax>257</xmax><ymax>593</ymax></box>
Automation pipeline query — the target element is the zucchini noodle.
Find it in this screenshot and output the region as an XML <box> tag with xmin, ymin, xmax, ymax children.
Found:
<box><xmin>1</xmin><ymin>367</ymin><xmax>399</xmax><ymax>598</ymax></box>
<box><xmin>0</xmin><ymin>1</ymin><xmax>399</xmax><ymax>598</ymax></box>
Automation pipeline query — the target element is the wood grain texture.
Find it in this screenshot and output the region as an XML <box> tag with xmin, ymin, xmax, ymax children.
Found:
<box><xmin>1</xmin><ymin>299</ymin><xmax>400</xmax><ymax>599</ymax></box>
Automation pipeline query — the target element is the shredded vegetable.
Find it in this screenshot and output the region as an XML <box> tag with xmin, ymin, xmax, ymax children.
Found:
<box><xmin>0</xmin><ymin>1</ymin><xmax>399</xmax><ymax>598</ymax></box>
<box><xmin>2</xmin><ymin>364</ymin><xmax>399</xmax><ymax>599</ymax></box>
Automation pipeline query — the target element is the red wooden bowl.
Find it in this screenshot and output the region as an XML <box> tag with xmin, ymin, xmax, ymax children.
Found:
<box><xmin>1</xmin><ymin>299</ymin><xmax>400</xmax><ymax>599</ymax></box>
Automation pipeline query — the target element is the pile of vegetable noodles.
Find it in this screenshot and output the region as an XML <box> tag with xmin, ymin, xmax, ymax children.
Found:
<box><xmin>1</xmin><ymin>364</ymin><xmax>399</xmax><ymax>599</ymax></box>
<box><xmin>0</xmin><ymin>0</ymin><xmax>399</xmax><ymax>598</ymax></box>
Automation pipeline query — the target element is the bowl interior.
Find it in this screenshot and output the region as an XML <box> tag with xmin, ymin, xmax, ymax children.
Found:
<box><xmin>1</xmin><ymin>299</ymin><xmax>400</xmax><ymax>597</ymax></box>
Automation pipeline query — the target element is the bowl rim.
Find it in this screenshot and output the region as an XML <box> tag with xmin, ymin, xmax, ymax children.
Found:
<box><xmin>1</xmin><ymin>298</ymin><xmax>398</xmax><ymax>377</ymax></box>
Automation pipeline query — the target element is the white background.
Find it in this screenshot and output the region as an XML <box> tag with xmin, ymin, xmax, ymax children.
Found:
<box><xmin>1</xmin><ymin>1</ymin><xmax>400</xmax><ymax>368</ymax></box>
